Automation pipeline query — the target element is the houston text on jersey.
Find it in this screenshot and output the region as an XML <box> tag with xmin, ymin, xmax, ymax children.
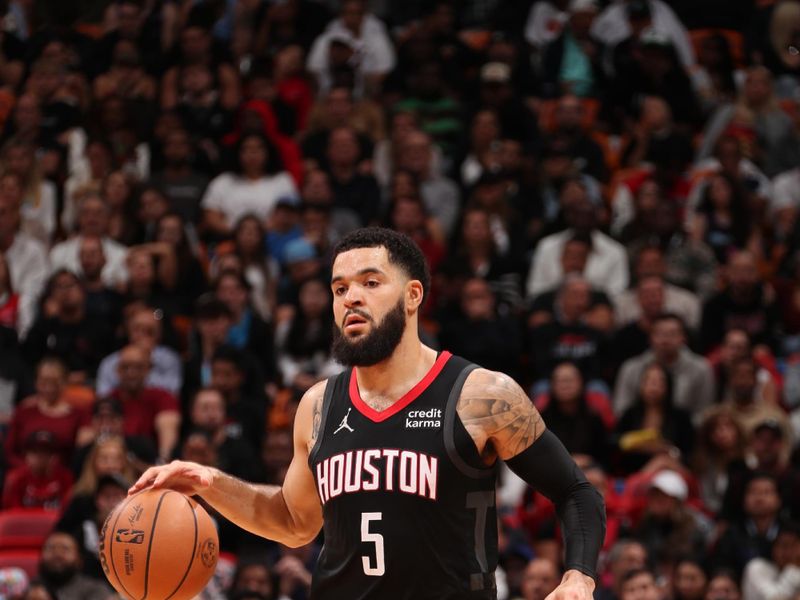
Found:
<box><xmin>315</xmin><ymin>449</ymin><xmax>438</xmax><ymax>504</ymax></box>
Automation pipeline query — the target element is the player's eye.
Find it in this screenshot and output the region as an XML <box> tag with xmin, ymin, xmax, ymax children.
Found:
<box><xmin>334</xmin><ymin>286</ymin><xmax>347</xmax><ymax>296</ymax></box>
<box><xmin>365</xmin><ymin>280</ymin><xmax>379</xmax><ymax>288</ymax></box>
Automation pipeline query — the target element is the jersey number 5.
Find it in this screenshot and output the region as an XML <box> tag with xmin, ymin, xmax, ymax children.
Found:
<box><xmin>360</xmin><ymin>512</ymin><xmax>385</xmax><ymax>576</ymax></box>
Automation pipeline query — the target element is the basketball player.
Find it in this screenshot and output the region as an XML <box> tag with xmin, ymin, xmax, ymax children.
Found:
<box><xmin>130</xmin><ymin>229</ymin><xmax>606</xmax><ymax>599</ymax></box>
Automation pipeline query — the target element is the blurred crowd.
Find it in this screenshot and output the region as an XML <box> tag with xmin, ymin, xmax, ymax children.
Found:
<box><xmin>0</xmin><ymin>0</ymin><xmax>799</xmax><ymax>598</ymax></box>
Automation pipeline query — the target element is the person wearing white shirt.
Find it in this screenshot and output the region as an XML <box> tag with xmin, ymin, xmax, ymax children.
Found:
<box><xmin>742</xmin><ymin>525</ymin><xmax>800</xmax><ymax>600</ymax></box>
<box><xmin>527</xmin><ymin>196</ymin><xmax>628</xmax><ymax>297</ymax></box>
<box><xmin>0</xmin><ymin>194</ymin><xmax>48</xmax><ymax>339</ymax></box>
<box><xmin>202</xmin><ymin>133</ymin><xmax>299</xmax><ymax>238</ymax></box>
<box><xmin>2</xmin><ymin>140</ymin><xmax>57</xmax><ymax>245</ymax></box>
<box><xmin>591</xmin><ymin>0</ymin><xmax>695</xmax><ymax>69</ymax></box>
<box><xmin>525</xmin><ymin>0</ymin><xmax>570</xmax><ymax>48</ymax></box>
<box><xmin>49</xmin><ymin>194</ymin><xmax>128</xmax><ymax>289</ymax></box>
<box><xmin>307</xmin><ymin>0</ymin><xmax>395</xmax><ymax>98</ymax></box>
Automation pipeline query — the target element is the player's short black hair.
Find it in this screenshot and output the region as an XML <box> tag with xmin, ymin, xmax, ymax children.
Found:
<box><xmin>332</xmin><ymin>227</ymin><xmax>431</xmax><ymax>304</ymax></box>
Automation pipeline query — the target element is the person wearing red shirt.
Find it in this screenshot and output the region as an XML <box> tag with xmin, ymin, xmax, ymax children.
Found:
<box><xmin>4</xmin><ymin>357</ymin><xmax>92</xmax><ymax>468</ymax></box>
<box><xmin>2</xmin><ymin>430</ymin><xmax>73</xmax><ymax>510</ymax></box>
<box><xmin>109</xmin><ymin>344</ymin><xmax>181</xmax><ymax>463</ymax></box>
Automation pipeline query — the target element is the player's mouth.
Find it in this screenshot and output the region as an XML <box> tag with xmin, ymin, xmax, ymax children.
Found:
<box><xmin>344</xmin><ymin>314</ymin><xmax>369</xmax><ymax>332</ymax></box>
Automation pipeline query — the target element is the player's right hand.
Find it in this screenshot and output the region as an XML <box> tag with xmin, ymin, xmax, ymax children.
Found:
<box><xmin>128</xmin><ymin>460</ymin><xmax>215</xmax><ymax>497</ymax></box>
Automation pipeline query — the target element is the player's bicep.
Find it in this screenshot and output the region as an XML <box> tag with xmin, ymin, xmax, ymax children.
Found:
<box><xmin>280</xmin><ymin>382</ymin><xmax>326</xmax><ymax>538</ymax></box>
<box><xmin>459</xmin><ymin>369</ymin><xmax>545</xmax><ymax>462</ymax></box>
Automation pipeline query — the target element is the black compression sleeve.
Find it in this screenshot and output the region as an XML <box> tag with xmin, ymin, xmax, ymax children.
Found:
<box><xmin>504</xmin><ymin>429</ymin><xmax>606</xmax><ymax>578</ymax></box>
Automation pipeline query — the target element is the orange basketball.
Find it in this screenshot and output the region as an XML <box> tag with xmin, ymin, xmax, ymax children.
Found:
<box><xmin>99</xmin><ymin>488</ymin><xmax>219</xmax><ymax>600</ymax></box>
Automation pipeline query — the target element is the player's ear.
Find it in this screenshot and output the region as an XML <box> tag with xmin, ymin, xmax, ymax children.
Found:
<box><xmin>406</xmin><ymin>279</ymin><xmax>424</xmax><ymax>311</ymax></box>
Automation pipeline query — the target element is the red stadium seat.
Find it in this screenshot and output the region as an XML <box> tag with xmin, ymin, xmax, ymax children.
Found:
<box><xmin>0</xmin><ymin>509</ymin><xmax>59</xmax><ymax>550</ymax></box>
<box><xmin>0</xmin><ymin>550</ymin><xmax>41</xmax><ymax>579</ymax></box>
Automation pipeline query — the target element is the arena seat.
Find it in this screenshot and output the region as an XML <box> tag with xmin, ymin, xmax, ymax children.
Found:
<box><xmin>0</xmin><ymin>509</ymin><xmax>59</xmax><ymax>550</ymax></box>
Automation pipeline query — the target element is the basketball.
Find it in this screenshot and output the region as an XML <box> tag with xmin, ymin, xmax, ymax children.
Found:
<box><xmin>99</xmin><ymin>488</ymin><xmax>219</xmax><ymax>600</ymax></box>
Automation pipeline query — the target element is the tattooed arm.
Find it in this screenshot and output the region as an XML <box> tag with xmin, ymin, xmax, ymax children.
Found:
<box><xmin>459</xmin><ymin>368</ymin><xmax>605</xmax><ymax>595</ymax></box>
<box><xmin>457</xmin><ymin>368</ymin><xmax>545</xmax><ymax>462</ymax></box>
<box><xmin>129</xmin><ymin>381</ymin><xmax>326</xmax><ymax>547</ymax></box>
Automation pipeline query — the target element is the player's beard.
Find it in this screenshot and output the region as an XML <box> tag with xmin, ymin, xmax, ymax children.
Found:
<box><xmin>331</xmin><ymin>296</ymin><xmax>406</xmax><ymax>366</ymax></box>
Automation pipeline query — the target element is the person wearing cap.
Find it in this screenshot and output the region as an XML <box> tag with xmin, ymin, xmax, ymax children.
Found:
<box><xmin>540</xmin><ymin>0</ymin><xmax>605</xmax><ymax>99</ymax></box>
<box><xmin>109</xmin><ymin>344</ymin><xmax>181</xmax><ymax>463</ymax></box>
<box><xmin>476</xmin><ymin>61</ymin><xmax>540</xmax><ymax>144</ymax></box>
<box><xmin>2</xmin><ymin>429</ymin><xmax>74</xmax><ymax>510</ymax></box>
<box><xmin>633</xmin><ymin>470</ymin><xmax>710</xmax><ymax>568</ymax></box>
<box><xmin>591</xmin><ymin>0</ymin><xmax>695</xmax><ymax>69</ymax></box>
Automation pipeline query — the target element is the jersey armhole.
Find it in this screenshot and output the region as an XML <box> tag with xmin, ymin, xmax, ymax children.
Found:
<box><xmin>443</xmin><ymin>363</ymin><xmax>496</xmax><ymax>479</ymax></box>
<box><xmin>307</xmin><ymin>372</ymin><xmax>344</xmax><ymax>466</ymax></box>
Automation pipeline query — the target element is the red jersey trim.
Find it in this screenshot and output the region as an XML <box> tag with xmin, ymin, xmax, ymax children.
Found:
<box><xmin>349</xmin><ymin>351</ymin><xmax>453</xmax><ymax>423</ymax></box>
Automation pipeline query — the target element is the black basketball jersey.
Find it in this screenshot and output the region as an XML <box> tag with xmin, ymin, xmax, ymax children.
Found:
<box><xmin>308</xmin><ymin>352</ymin><xmax>499</xmax><ymax>600</ymax></box>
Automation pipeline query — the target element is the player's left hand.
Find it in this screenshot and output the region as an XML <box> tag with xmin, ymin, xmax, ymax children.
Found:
<box><xmin>545</xmin><ymin>570</ymin><xmax>595</xmax><ymax>600</ymax></box>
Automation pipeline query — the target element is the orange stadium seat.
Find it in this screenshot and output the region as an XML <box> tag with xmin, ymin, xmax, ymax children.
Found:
<box><xmin>0</xmin><ymin>509</ymin><xmax>59</xmax><ymax>550</ymax></box>
<box><xmin>0</xmin><ymin>550</ymin><xmax>41</xmax><ymax>579</ymax></box>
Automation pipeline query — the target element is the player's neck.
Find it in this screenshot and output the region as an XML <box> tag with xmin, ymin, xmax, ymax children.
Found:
<box><xmin>354</xmin><ymin>331</ymin><xmax>436</xmax><ymax>400</ymax></box>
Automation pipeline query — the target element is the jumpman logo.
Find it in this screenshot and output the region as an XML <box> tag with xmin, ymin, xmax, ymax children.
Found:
<box><xmin>334</xmin><ymin>408</ymin><xmax>355</xmax><ymax>434</ymax></box>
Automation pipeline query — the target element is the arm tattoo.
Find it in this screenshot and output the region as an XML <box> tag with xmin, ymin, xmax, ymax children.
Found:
<box><xmin>309</xmin><ymin>392</ymin><xmax>323</xmax><ymax>448</ymax></box>
<box><xmin>457</xmin><ymin>369</ymin><xmax>545</xmax><ymax>460</ymax></box>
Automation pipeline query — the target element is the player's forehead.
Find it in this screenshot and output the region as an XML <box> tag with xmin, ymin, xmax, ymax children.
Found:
<box><xmin>331</xmin><ymin>246</ymin><xmax>399</xmax><ymax>280</ymax></box>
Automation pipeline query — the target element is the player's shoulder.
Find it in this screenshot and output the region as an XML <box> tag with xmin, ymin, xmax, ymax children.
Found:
<box><xmin>460</xmin><ymin>368</ymin><xmax>528</xmax><ymax>404</ymax></box>
<box><xmin>298</xmin><ymin>379</ymin><xmax>329</xmax><ymax>413</ymax></box>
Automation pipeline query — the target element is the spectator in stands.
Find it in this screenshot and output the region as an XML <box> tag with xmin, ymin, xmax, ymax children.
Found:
<box><xmin>527</xmin><ymin>192</ymin><xmax>628</xmax><ymax>297</ymax></box>
<box><xmin>475</xmin><ymin>62</ymin><xmax>540</xmax><ymax>144</ymax></box>
<box><xmin>720</xmin><ymin>358</ymin><xmax>789</xmax><ymax>440</ymax></box>
<box><xmin>2</xmin><ymin>430</ymin><xmax>73</xmax><ymax>509</ymax></box>
<box><xmin>22</xmin><ymin>270</ymin><xmax>113</xmax><ymax>380</ymax></box>
<box><xmin>306</xmin><ymin>0</ymin><xmax>395</xmax><ymax>98</ymax></box>
<box><xmin>55</xmin><ymin>473</ymin><xmax>128</xmax><ymax>580</ymax></box>
<box><xmin>550</xmin><ymin>94</ymin><xmax>608</xmax><ymax>182</ymax></box>
<box><xmin>188</xmin><ymin>387</ymin><xmax>262</xmax><ymax>481</ymax></box>
<box><xmin>275</xmin><ymin>277</ymin><xmax>339</xmax><ymax>394</ymax></box>
<box><xmin>397</xmin><ymin>130</ymin><xmax>460</xmax><ymax>237</ymax></box>
<box><xmin>710</xmin><ymin>329</ymin><xmax>779</xmax><ymax>405</ymax></box>
<box><xmin>527</xmin><ymin>275</ymin><xmax>608</xmax><ymax>391</ymax></box>
<box><xmin>634</xmin><ymin>470</ymin><xmax>710</xmax><ymax>568</ymax></box>
<box><xmin>672</xmin><ymin>558</ymin><xmax>709</xmax><ymax>600</ymax></box>
<box><xmin>49</xmin><ymin>193</ymin><xmax>128</xmax><ymax>289</ymax></box>
<box><xmin>1</xmin><ymin>139</ymin><xmax>56</xmax><ymax>245</ymax></box>
<box><xmin>109</xmin><ymin>344</ymin><xmax>180</xmax><ymax>462</ymax></box>
<box><xmin>614</xmin><ymin>313</ymin><xmax>715</xmax><ymax>417</ymax></box>
<box><xmin>613</xmin><ymin>276</ymin><xmax>673</xmax><ymax>363</ymax></box>
<box><xmin>712</xmin><ymin>473</ymin><xmax>784</xmax><ymax>576</ymax></box>
<box><xmin>231</xmin><ymin>560</ymin><xmax>274</xmax><ymax>600</ymax></box>
<box><xmin>540</xmin><ymin>0</ymin><xmax>605</xmax><ymax>99</ymax></box>
<box><xmin>37</xmin><ymin>531</ymin><xmax>111</xmax><ymax>600</ymax></box>
<box><xmin>0</xmin><ymin>192</ymin><xmax>47</xmax><ymax>337</ymax></box>
<box><xmin>325</xmin><ymin>126</ymin><xmax>382</xmax><ymax>226</ymax></box>
<box><xmin>701</xmin><ymin>250</ymin><xmax>779</xmax><ymax>352</ymax></box>
<box><xmin>688</xmin><ymin>173</ymin><xmax>752</xmax><ymax>265</ymax></box>
<box><xmin>520</xmin><ymin>557</ymin><xmax>561</xmax><ymax>600</ymax></box>
<box><xmin>596</xmin><ymin>539</ymin><xmax>649</xmax><ymax>600</ymax></box>
<box><xmin>4</xmin><ymin>357</ymin><xmax>91</xmax><ymax>468</ymax></box>
<box><xmin>96</xmin><ymin>306</ymin><xmax>181</xmax><ymax>397</ymax></box>
<box><xmin>119</xmin><ymin>244</ymin><xmax>179</xmax><ymax>318</ymax></box>
<box><xmin>77</xmin><ymin>236</ymin><xmax>122</xmax><ymax>323</ymax></box>
<box><xmin>741</xmin><ymin>522</ymin><xmax>800</xmax><ymax>600</ymax></box>
<box><xmin>438</xmin><ymin>277</ymin><xmax>523</xmax><ymax>377</ymax></box>
<box><xmin>210</xmin><ymin>345</ymin><xmax>266</xmax><ymax>453</ymax></box>
<box><xmin>615</xmin><ymin>364</ymin><xmax>695</xmax><ymax>473</ymax></box>
<box><xmin>214</xmin><ymin>270</ymin><xmax>275</xmax><ymax>379</ymax></box>
<box><xmin>693</xmin><ymin>407</ymin><xmax>748</xmax><ymax>515</ymax></box>
<box><xmin>386</xmin><ymin>194</ymin><xmax>445</xmax><ymax>276</ymax></box>
<box><xmin>202</xmin><ymin>133</ymin><xmax>299</xmax><ymax>238</ymax></box>
<box><xmin>699</xmin><ymin>66</ymin><xmax>800</xmax><ymax>177</ymax></box>
<box><xmin>621</xmin><ymin>97</ymin><xmax>693</xmax><ymax>171</ymax></box>
<box><xmin>618</xmin><ymin>568</ymin><xmax>661</xmax><ymax>600</ymax></box>
<box><xmin>148</xmin><ymin>128</ymin><xmax>208</xmax><ymax>225</ymax></box>
<box><xmin>704</xmin><ymin>571</ymin><xmax>740</xmax><ymax>600</ymax></box>
<box><xmin>536</xmin><ymin>362</ymin><xmax>610</xmax><ymax>465</ymax></box>
<box><xmin>614</xmin><ymin>246</ymin><xmax>701</xmax><ymax>331</ymax></box>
